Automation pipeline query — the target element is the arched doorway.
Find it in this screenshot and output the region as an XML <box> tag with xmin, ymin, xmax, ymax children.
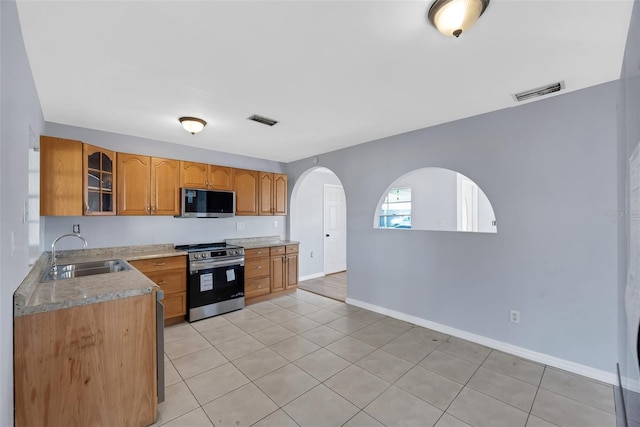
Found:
<box><xmin>290</xmin><ymin>167</ymin><xmax>347</xmax><ymax>301</ymax></box>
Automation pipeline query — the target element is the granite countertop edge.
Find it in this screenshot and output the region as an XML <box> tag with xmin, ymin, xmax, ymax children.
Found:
<box><xmin>226</xmin><ymin>237</ymin><xmax>299</xmax><ymax>249</ymax></box>
<box><xmin>14</xmin><ymin>244</ymin><xmax>188</xmax><ymax>317</ymax></box>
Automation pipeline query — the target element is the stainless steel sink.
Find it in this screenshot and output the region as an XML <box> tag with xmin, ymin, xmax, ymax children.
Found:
<box><xmin>41</xmin><ymin>259</ymin><xmax>132</xmax><ymax>282</ymax></box>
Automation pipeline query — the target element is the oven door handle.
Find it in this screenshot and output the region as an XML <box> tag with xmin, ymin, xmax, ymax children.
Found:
<box><xmin>190</xmin><ymin>258</ymin><xmax>245</xmax><ymax>273</ymax></box>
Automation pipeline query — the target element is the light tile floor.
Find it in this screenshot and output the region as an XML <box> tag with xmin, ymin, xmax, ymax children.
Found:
<box><xmin>152</xmin><ymin>290</ymin><xmax>617</xmax><ymax>427</ymax></box>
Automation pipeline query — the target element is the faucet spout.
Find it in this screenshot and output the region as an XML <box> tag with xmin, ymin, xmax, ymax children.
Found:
<box><xmin>51</xmin><ymin>233</ymin><xmax>88</xmax><ymax>272</ymax></box>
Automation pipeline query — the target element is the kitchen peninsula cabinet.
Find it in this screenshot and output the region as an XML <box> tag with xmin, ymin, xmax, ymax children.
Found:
<box><xmin>234</xmin><ymin>169</ymin><xmax>260</xmax><ymax>216</ymax></box>
<box><xmin>180</xmin><ymin>161</ymin><xmax>234</xmax><ymax>191</ymax></box>
<box><xmin>259</xmin><ymin>173</ymin><xmax>287</xmax><ymax>216</ymax></box>
<box><xmin>83</xmin><ymin>144</ymin><xmax>116</xmax><ymax>215</ymax></box>
<box><xmin>40</xmin><ymin>136</ymin><xmax>83</xmax><ymax>216</ymax></box>
<box><xmin>117</xmin><ymin>154</ymin><xmax>180</xmax><ymax>215</ymax></box>
<box><xmin>14</xmin><ymin>293</ymin><xmax>158</xmax><ymax>426</ymax></box>
<box><xmin>130</xmin><ymin>255</ymin><xmax>186</xmax><ymax>323</ymax></box>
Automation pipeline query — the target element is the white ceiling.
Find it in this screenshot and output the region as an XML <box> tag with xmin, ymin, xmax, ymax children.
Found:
<box><xmin>16</xmin><ymin>0</ymin><xmax>634</xmax><ymax>163</ymax></box>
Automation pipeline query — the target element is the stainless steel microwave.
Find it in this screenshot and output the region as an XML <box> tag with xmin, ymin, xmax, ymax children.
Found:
<box><xmin>177</xmin><ymin>188</ymin><xmax>235</xmax><ymax>218</ymax></box>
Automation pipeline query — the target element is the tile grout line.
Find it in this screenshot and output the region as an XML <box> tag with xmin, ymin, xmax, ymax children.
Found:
<box><xmin>161</xmin><ymin>289</ymin><xmax>616</xmax><ymax>427</ymax></box>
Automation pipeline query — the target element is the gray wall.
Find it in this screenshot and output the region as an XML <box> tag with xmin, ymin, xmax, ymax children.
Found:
<box><xmin>618</xmin><ymin>0</ymin><xmax>640</xmax><ymax>400</ymax></box>
<box><xmin>0</xmin><ymin>0</ymin><xmax>45</xmax><ymax>424</ymax></box>
<box><xmin>287</xmin><ymin>82</ymin><xmax>620</xmax><ymax>374</ymax></box>
<box><xmin>42</xmin><ymin>123</ymin><xmax>287</xmax><ymax>250</ymax></box>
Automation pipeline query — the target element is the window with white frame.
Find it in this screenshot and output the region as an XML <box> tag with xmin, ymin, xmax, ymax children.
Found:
<box><xmin>378</xmin><ymin>187</ymin><xmax>411</xmax><ymax>229</ymax></box>
<box><xmin>28</xmin><ymin>147</ymin><xmax>40</xmax><ymax>266</ymax></box>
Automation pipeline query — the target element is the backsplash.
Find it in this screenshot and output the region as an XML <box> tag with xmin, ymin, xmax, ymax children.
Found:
<box><xmin>42</xmin><ymin>215</ymin><xmax>287</xmax><ymax>251</ymax></box>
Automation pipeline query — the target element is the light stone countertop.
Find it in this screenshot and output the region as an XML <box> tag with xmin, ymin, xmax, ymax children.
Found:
<box><xmin>14</xmin><ymin>244</ymin><xmax>187</xmax><ymax>317</ymax></box>
<box><xmin>226</xmin><ymin>236</ymin><xmax>300</xmax><ymax>249</ymax></box>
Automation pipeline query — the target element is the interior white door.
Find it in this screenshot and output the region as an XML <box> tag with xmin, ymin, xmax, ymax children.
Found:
<box><xmin>459</xmin><ymin>178</ymin><xmax>478</xmax><ymax>232</ymax></box>
<box><xmin>324</xmin><ymin>184</ymin><xmax>346</xmax><ymax>274</ymax></box>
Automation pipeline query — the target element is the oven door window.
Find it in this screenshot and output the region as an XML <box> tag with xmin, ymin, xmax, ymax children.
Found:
<box><xmin>188</xmin><ymin>264</ymin><xmax>244</xmax><ymax>308</ymax></box>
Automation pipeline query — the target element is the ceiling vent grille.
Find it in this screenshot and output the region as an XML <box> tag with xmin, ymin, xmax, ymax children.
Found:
<box><xmin>513</xmin><ymin>81</ymin><xmax>565</xmax><ymax>102</ymax></box>
<box><xmin>247</xmin><ymin>114</ymin><xmax>279</xmax><ymax>126</ymax></box>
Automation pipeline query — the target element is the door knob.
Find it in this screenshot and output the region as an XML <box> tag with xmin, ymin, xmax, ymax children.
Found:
<box><xmin>325</xmin><ymin>234</ymin><xmax>330</xmax><ymax>237</ymax></box>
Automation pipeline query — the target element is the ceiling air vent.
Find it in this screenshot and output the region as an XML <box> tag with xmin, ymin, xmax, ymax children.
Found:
<box><xmin>513</xmin><ymin>81</ymin><xmax>565</xmax><ymax>102</ymax></box>
<box><xmin>247</xmin><ymin>114</ymin><xmax>279</xmax><ymax>126</ymax></box>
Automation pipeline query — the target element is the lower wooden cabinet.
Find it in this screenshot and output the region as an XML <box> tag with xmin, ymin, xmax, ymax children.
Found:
<box><xmin>129</xmin><ymin>255</ymin><xmax>186</xmax><ymax>322</ymax></box>
<box><xmin>285</xmin><ymin>245</ymin><xmax>299</xmax><ymax>289</ymax></box>
<box><xmin>245</xmin><ymin>248</ymin><xmax>271</xmax><ymax>299</ymax></box>
<box><xmin>14</xmin><ymin>293</ymin><xmax>158</xmax><ymax>427</ymax></box>
<box><xmin>246</xmin><ymin>244</ymin><xmax>298</xmax><ymax>301</ymax></box>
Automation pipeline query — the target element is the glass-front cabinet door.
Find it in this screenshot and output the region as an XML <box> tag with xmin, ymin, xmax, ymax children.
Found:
<box><xmin>83</xmin><ymin>144</ymin><xmax>116</xmax><ymax>215</ymax></box>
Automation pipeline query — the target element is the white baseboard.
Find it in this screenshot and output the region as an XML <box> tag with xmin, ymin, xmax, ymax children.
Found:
<box><xmin>346</xmin><ymin>297</ymin><xmax>618</xmax><ymax>385</ymax></box>
<box><xmin>621</xmin><ymin>375</ymin><xmax>640</xmax><ymax>392</ymax></box>
<box><xmin>299</xmin><ymin>272</ymin><xmax>325</xmax><ymax>282</ymax></box>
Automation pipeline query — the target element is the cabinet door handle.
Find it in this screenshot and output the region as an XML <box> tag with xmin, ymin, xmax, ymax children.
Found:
<box><xmin>152</xmin><ymin>205</ymin><xmax>156</xmax><ymax>213</ymax></box>
<box><xmin>157</xmin><ymin>281</ymin><xmax>166</xmax><ymax>285</ymax></box>
<box><xmin>146</xmin><ymin>205</ymin><xmax>151</xmax><ymax>213</ymax></box>
<box><xmin>154</xmin><ymin>262</ymin><xmax>166</xmax><ymax>266</ymax></box>
<box><xmin>257</xmin><ymin>285</ymin><xmax>263</xmax><ymax>289</ymax></box>
<box><xmin>256</xmin><ymin>265</ymin><xmax>262</xmax><ymax>269</ymax></box>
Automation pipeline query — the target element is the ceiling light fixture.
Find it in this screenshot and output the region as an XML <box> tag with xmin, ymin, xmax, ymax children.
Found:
<box><xmin>179</xmin><ymin>117</ymin><xmax>207</xmax><ymax>135</ymax></box>
<box><xmin>428</xmin><ymin>0</ymin><xmax>489</xmax><ymax>38</ymax></box>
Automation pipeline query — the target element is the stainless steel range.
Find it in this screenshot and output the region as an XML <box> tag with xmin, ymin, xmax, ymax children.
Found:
<box><xmin>175</xmin><ymin>242</ymin><xmax>245</xmax><ymax>322</ymax></box>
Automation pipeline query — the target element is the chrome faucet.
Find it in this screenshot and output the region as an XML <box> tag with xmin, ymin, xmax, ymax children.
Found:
<box><xmin>51</xmin><ymin>233</ymin><xmax>88</xmax><ymax>272</ymax></box>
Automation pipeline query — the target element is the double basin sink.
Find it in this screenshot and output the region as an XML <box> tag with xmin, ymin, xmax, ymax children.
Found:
<box><xmin>41</xmin><ymin>259</ymin><xmax>132</xmax><ymax>282</ymax></box>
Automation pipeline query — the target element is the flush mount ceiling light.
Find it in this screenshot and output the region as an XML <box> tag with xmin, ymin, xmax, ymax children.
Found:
<box><xmin>179</xmin><ymin>117</ymin><xmax>207</xmax><ymax>135</ymax></box>
<box><xmin>428</xmin><ymin>0</ymin><xmax>490</xmax><ymax>38</ymax></box>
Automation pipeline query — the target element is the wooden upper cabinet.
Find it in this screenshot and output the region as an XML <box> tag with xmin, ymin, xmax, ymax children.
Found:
<box><xmin>40</xmin><ymin>136</ymin><xmax>83</xmax><ymax>216</ymax></box>
<box><xmin>209</xmin><ymin>165</ymin><xmax>233</xmax><ymax>190</ymax></box>
<box><xmin>117</xmin><ymin>153</ymin><xmax>151</xmax><ymax>215</ymax></box>
<box><xmin>179</xmin><ymin>161</ymin><xmax>208</xmax><ymax>189</ymax></box>
<box><xmin>83</xmin><ymin>144</ymin><xmax>116</xmax><ymax>216</ymax></box>
<box><xmin>274</xmin><ymin>174</ymin><xmax>288</xmax><ymax>215</ymax></box>
<box><xmin>152</xmin><ymin>158</ymin><xmax>180</xmax><ymax>215</ymax></box>
<box><xmin>258</xmin><ymin>172</ymin><xmax>288</xmax><ymax>216</ymax></box>
<box><xmin>234</xmin><ymin>169</ymin><xmax>259</xmax><ymax>216</ymax></box>
<box><xmin>118</xmin><ymin>154</ymin><xmax>179</xmax><ymax>216</ymax></box>
<box><xmin>259</xmin><ymin>172</ymin><xmax>274</xmax><ymax>216</ymax></box>
<box><xmin>180</xmin><ymin>161</ymin><xmax>233</xmax><ymax>191</ymax></box>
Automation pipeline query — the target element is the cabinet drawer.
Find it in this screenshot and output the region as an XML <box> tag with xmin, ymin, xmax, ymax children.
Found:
<box><xmin>129</xmin><ymin>256</ymin><xmax>186</xmax><ymax>273</ymax></box>
<box><xmin>286</xmin><ymin>245</ymin><xmax>299</xmax><ymax>254</ymax></box>
<box><xmin>164</xmin><ymin>292</ymin><xmax>186</xmax><ymax>319</ymax></box>
<box><xmin>245</xmin><ymin>257</ymin><xmax>270</xmax><ymax>279</ymax></box>
<box><xmin>145</xmin><ymin>268</ymin><xmax>185</xmax><ymax>294</ymax></box>
<box><xmin>270</xmin><ymin>246</ymin><xmax>285</xmax><ymax>256</ymax></box>
<box><xmin>245</xmin><ymin>277</ymin><xmax>270</xmax><ymax>299</ymax></box>
<box><xmin>245</xmin><ymin>247</ymin><xmax>270</xmax><ymax>258</ymax></box>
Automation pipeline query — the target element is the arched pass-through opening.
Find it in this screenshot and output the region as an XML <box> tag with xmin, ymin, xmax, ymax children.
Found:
<box><xmin>374</xmin><ymin>167</ymin><xmax>497</xmax><ymax>233</ymax></box>
<box><xmin>290</xmin><ymin>167</ymin><xmax>347</xmax><ymax>301</ymax></box>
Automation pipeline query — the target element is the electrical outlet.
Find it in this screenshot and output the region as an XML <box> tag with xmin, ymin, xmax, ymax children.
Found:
<box><xmin>72</xmin><ymin>224</ymin><xmax>81</xmax><ymax>234</ymax></box>
<box><xmin>273</xmin><ymin>220</ymin><xmax>278</xmax><ymax>228</ymax></box>
<box><xmin>510</xmin><ymin>310</ymin><xmax>520</xmax><ymax>324</ymax></box>
<box><xmin>236</xmin><ymin>222</ymin><xmax>245</xmax><ymax>231</ymax></box>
